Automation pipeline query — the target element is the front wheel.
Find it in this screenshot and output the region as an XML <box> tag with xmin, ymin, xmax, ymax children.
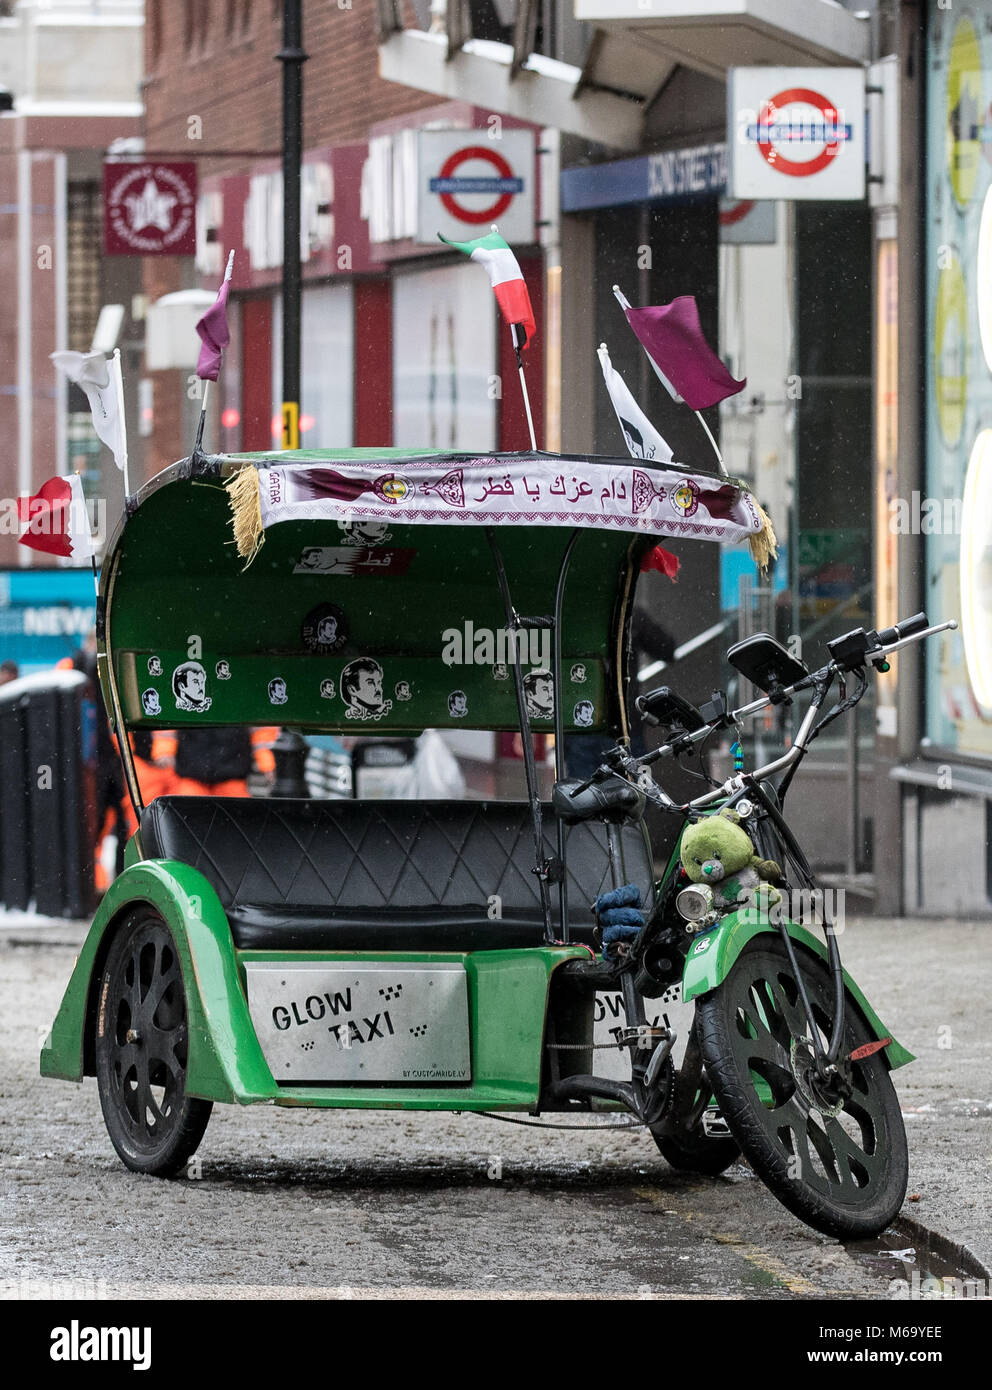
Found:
<box><xmin>695</xmin><ymin>936</ymin><xmax>908</xmax><ymax>1238</ymax></box>
<box><xmin>95</xmin><ymin>910</ymin><xmax>212</xmax><ymax>1176</ymax></box>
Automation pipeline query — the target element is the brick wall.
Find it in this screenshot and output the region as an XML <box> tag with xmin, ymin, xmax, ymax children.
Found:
<box><xmin>139</xmin><ymin>1</ymin><xmax>438</xmax><ymax>473</ymax></box>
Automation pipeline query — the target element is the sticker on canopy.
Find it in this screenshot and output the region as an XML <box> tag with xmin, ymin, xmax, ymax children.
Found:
<box><xmin>172</xmin><ymin>661</ymin><xmax>212</xmax><ymax>713</ymax></box>
<box><xmin>320</xmin><ymin>679</ymin><xmax>336</xmax><ymax>700</ymax></box>
<box><xmin>301</xmin><ymin>602</ymin><xmax>348</xmax><ymax>654</ymax></box>
<box><xmin>573</xmin><ymin>699</ymin><xmax>595</xmax><ymax>728</ymax></box>
<box><xmin>215</xmin><ymin>660</ymin><xmax>231</xmax><ymax>680</ymax></box>
<box><xmin>492</xmin><ymin>664</ymin><xmax>509</xmax><ymax>681</ymax></box>
<box><xmin>570</xmin><ymin>662</ymin><xmax>587</xmax><ymax>684</ymax></box>
<box><xmin>394</xmin><ymin>681</ymin><xmax>412</xmax><ymax>702</ymax></box>
<box><xmin>147</xmin><ymin>656</ymin><xmax>163</xmax><ymax>677</ymax></box>
<box><xmin>523</xmin><ymin>669</ymin><xmax>554</xmax><ymax>720</ymax></box>
<box><xmin>141</xmin><ymin>688</ymin><xmax>161</xmax><ymax>717</ymax></box>
<box><xmin>293</xmin><ymin>544</ymin><xmax>415</xmax><ymax>576</ymax></box>
<box><xmin>340</xmin><ymin>520</ymin><xmax>392</xmax><ymax>547</ymax></box>
<box><xmin>448</xmin><ymin>690</ymin><xmax>468</xmax><ymax>719</ymax></box>
<box><xmin>341</xmin><ymin>658</ymin><xmax>392</xmax><ymax>722</ymax></box>
<box><xmin>268</xmin><ymin>677</ymin><xmax>288</xmax><ymax>706</ymax></box>
<box><xmin>670</xmin><ymin>479</ymin><xmax>700</xmax><ymax>519</ymax></box>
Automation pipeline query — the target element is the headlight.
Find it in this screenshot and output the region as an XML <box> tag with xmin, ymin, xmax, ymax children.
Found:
<box><xmin>676</xmin><ymin>883</ymin><xmax>714</xmax><ymax>923</ymax></box>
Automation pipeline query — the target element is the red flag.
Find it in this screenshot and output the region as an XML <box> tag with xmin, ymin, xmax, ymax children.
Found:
<box><xmin>619</xmin><ymin>291</ymin><xmax>745</xmax><ymax>410</ymax></box>
<box><xmin>640</xmin><ymin>545</ymin><xmax>680</xmax><ymax>581</ymax></box>
<box><xmin>17</xmin><ymin>475</ymin><xmax>95</xmax><ymax>561</ymax></box>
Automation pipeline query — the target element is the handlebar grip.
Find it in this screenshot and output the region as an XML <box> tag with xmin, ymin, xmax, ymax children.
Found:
<box><xmin>896</xmin><ymin>611</ymin><xmax>929</xmax><ymax>639</ymax></box>
<box><xmin>876</xmin><ymin>612</ymin><xmax>928</xmax><ymax>646</ymax></box>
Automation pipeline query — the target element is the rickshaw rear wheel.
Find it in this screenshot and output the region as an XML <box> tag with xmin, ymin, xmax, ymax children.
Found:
<box><xmin>95</xmin><ymin>909</ymin><xmax>212</xmax><ymax>1176</ymax></box>
<box><xmin>651</xmin><ymin>1124</ymin><xmax>741</xmax><ymax>1175</ymax></box>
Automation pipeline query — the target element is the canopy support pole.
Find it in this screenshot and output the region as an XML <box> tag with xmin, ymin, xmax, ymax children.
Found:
<box><xmin>101</xmin><ymin>549</ymin><xmax>145</xmax><ymax>841</ymax></box>
<box><xmin>486</xmin><ymin>529</ymin><xmax>554</xmax><ymax>944</ymax></box>
<box><xmin>552</xmin><ymin>529</ymin><xmax>580</xmax><ymax>944</ymax></box>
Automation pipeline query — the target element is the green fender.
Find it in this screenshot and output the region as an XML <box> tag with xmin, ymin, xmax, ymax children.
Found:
<box><xmin>40</xmin><ymin>861</ymin><xmax>278</xmax><ymax>1104</ymax></box>
<box><xmin>680</xmin><ymin>911</ymin><xmax>914</xmax><ymax>1069</ymax></box>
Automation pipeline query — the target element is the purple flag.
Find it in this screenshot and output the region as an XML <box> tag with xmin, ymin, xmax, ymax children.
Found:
<box><xmin>195</xmin><ymin>276</ymin><xmax>231</xmax><ymax>382</ymax></box>
<box><xmin>622</xmin><ymin>295</ymin><xmax>745</xmax><ymax>411</ymax></box>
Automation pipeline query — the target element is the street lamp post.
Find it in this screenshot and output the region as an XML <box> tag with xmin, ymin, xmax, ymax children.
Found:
<box><xmin>277</xmin><ymin>0</ymin><xmax>307</xmax><ymax>450</ymax></box>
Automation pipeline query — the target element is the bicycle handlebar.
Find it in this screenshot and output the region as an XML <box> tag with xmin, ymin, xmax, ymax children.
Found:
<box><xmin>629</xmin><ymin>615</ymin><xmax>957</xmax><ymax>812</ymax></box>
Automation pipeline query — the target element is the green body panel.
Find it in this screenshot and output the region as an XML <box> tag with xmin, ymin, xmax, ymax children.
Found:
<box><xmin>40</xmin><ymin>860</ymin><xmax>274</xmax><ymax>1102</ymax></box>
<box><xmin>40</xmin><ymin>866</ymin><xmax>587</xmax><ymax>1109</ymax></box>
<box><xmin>680</xmin><ymin>911</ymin><xmax>914</xmax><ymax>1069</ymax></box>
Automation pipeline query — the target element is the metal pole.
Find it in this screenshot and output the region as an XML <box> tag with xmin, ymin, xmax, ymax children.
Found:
<box><xmin>277</xmin><ymin>0</ymin><xmax>307</xmax><ymax>451</ymax></box>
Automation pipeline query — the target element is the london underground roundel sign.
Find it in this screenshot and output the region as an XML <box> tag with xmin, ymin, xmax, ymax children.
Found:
<box><xmin>729</xmin><ymin>67</ymin><xmax>866</xmax><ymax>201</ymax></box>
<box><xmin>417</xmin><ymin>129</ymin><xmax>535</xmax><ymax>245</ymax></box>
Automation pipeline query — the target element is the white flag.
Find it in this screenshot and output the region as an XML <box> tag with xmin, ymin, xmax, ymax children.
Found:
<box><xmin>597</xmin><ymin>343</ymin><xmax>673</xmax><ymax>463</ymax></box>
<box><xmin>50</xmin><ymin>348</ymin><xmax>128</xmax><ymax>473</ymax></box>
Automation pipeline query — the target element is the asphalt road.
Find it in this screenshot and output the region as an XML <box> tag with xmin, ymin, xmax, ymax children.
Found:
<box><xmin>0</xmin><ymin>917</ymin><xmax>988</xmax><ymax>1301</ymax></box>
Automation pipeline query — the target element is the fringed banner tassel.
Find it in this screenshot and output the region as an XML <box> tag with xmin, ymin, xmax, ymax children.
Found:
<box><xmin>225</xmin><ymin>467</ymin><xmax>264</xmax><ymax>568</ymax></box>
<box><xmin>748</xmin><ymin>499</ymin><xmax>778</xmax><ymax>574</ymax></box>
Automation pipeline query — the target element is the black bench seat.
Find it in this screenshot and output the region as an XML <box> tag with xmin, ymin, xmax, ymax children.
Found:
<box><xmin>139</xmin><ymin>797</ymin><xmax>655</xmax><ymax>951</ymax></box>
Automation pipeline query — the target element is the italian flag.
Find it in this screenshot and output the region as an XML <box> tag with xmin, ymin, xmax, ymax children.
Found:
<box><xmin>438</xmin><ymin>229</ymin><xmax>537</xmax><ymax>349</ymax></box>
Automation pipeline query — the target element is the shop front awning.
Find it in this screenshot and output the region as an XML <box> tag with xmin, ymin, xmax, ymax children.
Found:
<box><xmin>378</xmin><ymin>28</ymin><xmax>645</xmax><ymax>152</ymax></box>
<box><xmin>379</xmin><ymin>3</ymin><xmax>868</xmax><ymax>152</ymax></box>
<box><xmin>574</xmin><ymin>0</ymin><xmax>870</xmax><ymax>82</ymax></box>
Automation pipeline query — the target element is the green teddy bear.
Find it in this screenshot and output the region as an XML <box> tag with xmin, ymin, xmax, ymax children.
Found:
<box><xmin>679</xmin><ymin>807</ymin><xmax>784</xmax><ymax>917</ymax></box>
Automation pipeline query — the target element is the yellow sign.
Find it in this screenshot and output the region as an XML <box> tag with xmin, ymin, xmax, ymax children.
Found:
<box><xmin>281</xmin><ymin>401</ymin><xmax>300</xmax><ymax>450</ymax></box>
<box><xmin>946</xmin><ymin>15</ymin><xmax>983</xmax><ymax>208</ymax></box>
<box><xmin>934</xmin><ymin>252</ymin><xmax>967</xmax><ymax>448</ymax></box>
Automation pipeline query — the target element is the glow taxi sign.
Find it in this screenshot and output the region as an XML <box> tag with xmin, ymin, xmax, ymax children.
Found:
<box><xmin>728</xmin><ymin>67</ymin><xmax>866</xmax><ymax>201</ymax></box>
<box><xmin>417</xmin><ymin>129</ymin><xmax>535</xmax><ymax>245</ymax></box>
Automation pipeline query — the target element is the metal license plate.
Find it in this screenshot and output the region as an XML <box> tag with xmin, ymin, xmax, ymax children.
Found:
<box><xmin>245</xmin><ymin>961</ymin><xmax>471</xmax><ymax>1084</ymax></box>
<box><xmin>592</xmin><ymin>984</ymin><xmax>694</xmax><ymax>1082</ymax></box>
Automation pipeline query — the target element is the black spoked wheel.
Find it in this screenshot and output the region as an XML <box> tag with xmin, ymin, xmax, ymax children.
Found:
<box><xmin>651</xmin><ymin>1121</ymin><xmax>741</xmax><ymax>1176</ymax></box>
<box><xmin>695</xmin><ymin>937</ymin><xmax>908</xmax><ymax>1238</ymax></box>
<box><xmin>95</xmin><ymin>910</ymin><xmax>212</xmax><ymax>1176</ymax></box>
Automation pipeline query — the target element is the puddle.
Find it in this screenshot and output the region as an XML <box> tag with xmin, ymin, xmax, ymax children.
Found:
<box><xmin>846</xmin><ymin>1216</ymin><xmax>991</xmax><ymax>1297</ymax></box>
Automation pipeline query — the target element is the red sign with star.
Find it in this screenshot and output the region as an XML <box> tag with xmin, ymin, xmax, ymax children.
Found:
<box><xmin>103</xmin><ymin>160</ymin><xmax>197</xmax><ymax>256</ymax></box>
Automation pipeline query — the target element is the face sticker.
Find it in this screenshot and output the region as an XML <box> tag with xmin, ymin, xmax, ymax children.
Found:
<box><xmin>141</xmin><ymin>688</ymin><xmax>161</xmax><ymax>717</ymax></box>
<box><xmin>147</xmin><ymin>656</ymin><xmax>163</xmax><ymax>677</ymax></box>
<box><xmin>172</xmin><ymin>661</ymin><xmax>212</xmax><ymax>713</ymax></box>
<box><xmin>319</xmin><ymin>678</ymin><xmax>336</xmax><ymax>700</ymax></box>
<box><xmin>523</xmin><ymin>669</ymin><xmax>554</xmax><ymax>720</ymax></box>
<box><xmin>341</xmin><ymin>657</ymin><xmax>392</xmax><ymax>722</ymax></box>
<box><xmin>573</xmin><ymin>699</ymin><xmax>594</xmax><ymax>728</ymax></box>
<box><xmin>570</xmin><ymin>663</ymin><xmax>587</xmax><ymax>684</ymax></box>
<box><xmin>339</xmin><ymin>520</ymin><xmax>392</xmax><ymax>547</ymax></box>
<box><xmin>268</xmin><ymin>677</ymin><xmax>288</xmax><ymax>706</ymax></box>
<box><xmin>215</xmin><ymin>660</ymin><xmax>231</xmax><ymax>680</ymax></box>
<box><xmin>301</xmin><ymin>602</ymin><xmax>348</xmax><ymax>655</ymax></box>
<box><xmin>394</xmin><ymin>681</ymin><xmax>412</xmax><ymax>701</ymax></box>
<box><xmin>448</xmin><ymin>690</ymin><xmax>468</xmax><ymax>719</ymax></box>
<box><xmin>492</xmin><ymin>664</ymin><xmax>509</xmax><ymax>681</ymax></box>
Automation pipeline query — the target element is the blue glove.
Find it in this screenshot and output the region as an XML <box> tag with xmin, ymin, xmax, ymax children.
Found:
<box><xmin>594</xmin><ymin>883</ymin><xmax>645</xmax><ymax>951</ymax></box>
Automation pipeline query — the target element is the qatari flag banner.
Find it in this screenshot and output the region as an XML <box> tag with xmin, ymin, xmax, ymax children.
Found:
<box><xmin>616</xmin><ymin>289</ymin><xmax>746</xmax><ymax>411</ymax></box>
<box><xmin>196</xmin><ymin>251</ymin><xmax>234</xmax><ymax>381</ymax></box>
<box><xmin>226</xmin><ymin>454</ymin><xmax>765</xmax><ymax>567</ymax></box>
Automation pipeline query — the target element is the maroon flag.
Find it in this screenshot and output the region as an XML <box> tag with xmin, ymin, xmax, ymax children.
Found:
<box><xmin>617</xmin><ymin>289</ymin><xmax>745</xmax><ymax>411</ymax></box>
<box><xmin>196</xmin><ymin>252</ymin><xmax>234</xmax><ymax>382</ymax></box>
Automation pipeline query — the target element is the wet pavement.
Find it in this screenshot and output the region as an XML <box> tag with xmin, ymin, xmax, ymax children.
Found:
<box><xmin>0</xmin><ymin>916</ymin><xmax>988</xmax><ymax>1300</ymax></box>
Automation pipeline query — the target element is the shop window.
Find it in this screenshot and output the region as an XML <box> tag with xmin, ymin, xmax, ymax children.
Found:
<box><xmin>67</xmin><ymin>183</ymin><xmax>102</xmax><ymax>353</ymax></box>
<box><xmin>301</xmin><ymin>285</ymin><xmax>354</xmax><ymax>449</ymax></box>
<box><xmin>392</xmin><ymin>262</ymin><xmax>496</xmax><ymax>452</ymax></box>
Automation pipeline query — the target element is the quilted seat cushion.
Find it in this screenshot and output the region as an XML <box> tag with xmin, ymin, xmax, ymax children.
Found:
<box><xmin>139</xmin><ymin>797</ymin><xmax>655</xmax><ymax>950</ymax></box>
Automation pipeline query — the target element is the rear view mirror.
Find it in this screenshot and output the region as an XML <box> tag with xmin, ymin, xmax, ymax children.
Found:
<box><xmin>635</xmin><ymin>686</ymin><xmax>705</xmax><ymax>732</ymax></box>
<box><xmin>725</xmin><ymin>633</ymin><xmax>808</xmax><ymax>696</ymax></box>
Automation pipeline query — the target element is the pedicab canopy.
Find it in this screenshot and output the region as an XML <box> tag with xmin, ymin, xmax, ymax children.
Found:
<box><xmin>99</xmin><ymin>449</ymin><xmax>773</xmax><ymax>740</ymax></box>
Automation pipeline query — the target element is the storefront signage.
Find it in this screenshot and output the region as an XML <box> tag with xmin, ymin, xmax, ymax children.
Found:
<box><xmin>417</xmin><ymin>130</ymin><xmax>535</xmax><ymax>245</ymax></box>
<box><xmin>728</xmin><ymin>67</ymin><xmax>866</xmax><ymax>201</ymax></box>
<box><xmin>103</xmin><ymin>161</ymin><xmax>197</xmax><ymax>256</ymax></box>
<box><xmin>560</xmin><ymin>143</ymin><xmax>726</xmax><ymax>213</ymax></box>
